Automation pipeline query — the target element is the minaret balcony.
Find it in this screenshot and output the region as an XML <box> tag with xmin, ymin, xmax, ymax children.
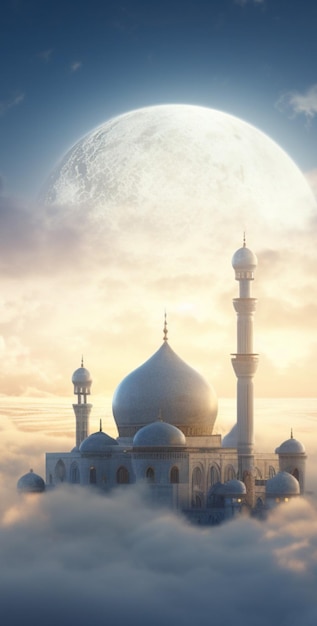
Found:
<box><xmin>231</xmin><ymin>354</ymin><xmax>259</xmax><ymax>377</ymax></box>
<box><xmin>233</xmin><ymin>298</ymin><xmax>257</xmax><ymax>314</ymax></box>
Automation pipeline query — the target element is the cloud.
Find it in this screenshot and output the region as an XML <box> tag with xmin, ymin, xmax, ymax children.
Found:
<box><xmin>0</xmin><ymin>484</ymin><xmax>317</xmax><ymax>626</ymax></box>
<box><xmin>234</xmin><ymin>0</ymin><xmax>265</xmax><ymax>6</ymax></box>
<box><xmin>1</xmin><ymin>182</ymin><xmax>317</xmax><ymax>397</ymax></box>
<box><xmin>276</xmin><ymin>84</ymin><xmax>317</xmax><ymax>122</ymax></box>
<box><xmin>38</xmin><ymin>49</ymin><xmax>53</xmax><ymax>62</ymax></box>
<box><xmin>70</xmin><ymin>61</ymin><xmax>82</xmax><ymax>72</ymax></box>
<box><xmin>0</xmin><ymin>92</ymin><xmax>24</xmax><ymax>116</ymax></box>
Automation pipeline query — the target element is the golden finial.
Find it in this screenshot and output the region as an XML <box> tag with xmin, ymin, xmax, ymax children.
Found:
<box><xmin>243</xmin><ymin>232</ymin><xmax>246</xmax><ymax>247</ymax></box>
<box><xmin>163</xmin><ymin>310</ymin><xmax>168</xmax><ymax>342</ymax></box>
<box><xmin>100</xmin><ymin>419</ymin><xmax>102</xmax><ymax>432</ymax></box>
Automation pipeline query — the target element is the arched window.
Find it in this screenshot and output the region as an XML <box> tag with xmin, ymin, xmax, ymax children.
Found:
<box><xmin>55</xmin><ymin>459</ymin><xmax>66</xmax><ymax>482</ymax></box>
<box><xmin>146</xmin><ymin>467</ymin><xmax>155</xmax><ymax>483</ymax></box>
<box><xmin>293</xmin><ymin>468</ymin><xmax>299</xmax><ymax>481</ymax></box>
<box><xmin>210</xmin><ymin>464</ymin><xmax>220</xmax><ymax>487</ymax></box>
<box><xmin>269</xmin><ymin>466</ymin><xmax>276</xmax><ymax>479</ymax></box>
<box><xmin>224</xmin><ymin>464</ymin><xmax>235</xmax><ymax>481</ymax></box>
<box><xmin>170</xmin><ymin>466</ymin><xmax>179</xmax><ymax>484</ymax></box>
<box><xmin>70</xmin><ymin>463</ymin><xmax>80</xmax><ymax>484</ymax></box>
<box><xmin>117</xmin><ymin>466</ymin><xmax>130</xmax><ymax>484</ymax></box>
<box><xmin>192</xmin><ymin>466</ymin><xmax>203</xmax><ymax>489</ymax></box>
<box><xmin>89</xmin><ymin>466</ymin><xmax>97</xmax><ymax>484</ymax></box>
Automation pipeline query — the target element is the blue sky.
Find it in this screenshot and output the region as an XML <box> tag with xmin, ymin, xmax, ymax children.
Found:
<box><xmin>1</xmin><ymin>0</ymin><xmax>317</xmax><ymax>198</ymax></box>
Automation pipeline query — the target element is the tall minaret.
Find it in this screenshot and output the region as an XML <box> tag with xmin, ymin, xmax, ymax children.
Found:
<box><xmin>72</xmin><ymin>358</ymin><xmax>93</xmax><ymax>448</ymax></box>
<box><xmin>231</xmin><ymin>238</ymin><xmax>258</xmax><ymax>504</ymax></box>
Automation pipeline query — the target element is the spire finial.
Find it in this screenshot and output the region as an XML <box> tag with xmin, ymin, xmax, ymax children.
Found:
<box><xmin>81</xmin><ymin>355</ymin><xmax>84</xmax><ymax>368</ymax></box>
<box><xmin>243</xmin><ymin>232</ymin><xmax>246</xmax><ymax>247</ymax></box>
<box><xmin>291</xmin><ymin>428</ymin><xmax>293</xmax><ymax>439</ymax></box>
<box><xmin>163</xmin><ymin>310</ymin><xmax>168</xmax><ymax>342</ymax></box>
<box><xmin>157</xmin><ymin>409</ymin><xmax>163</xmax><ymax>422</ymax></box>
<box><xmin>100</xmin><ymin>419</ymin><xmax>102</xmax><ymax>432</ymax></box>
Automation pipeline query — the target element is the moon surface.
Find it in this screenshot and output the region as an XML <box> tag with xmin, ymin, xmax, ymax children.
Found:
<box><xmin>43</xmin><ymin>104</ymin><xmax>315</xmax><ymax>239</ymax></box>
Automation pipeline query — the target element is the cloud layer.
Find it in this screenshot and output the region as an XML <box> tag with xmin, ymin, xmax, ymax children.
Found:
<box><xmin>1</xmin><ymin>483</ymin><xmax>317</xmax><ymax>626</ymax></box>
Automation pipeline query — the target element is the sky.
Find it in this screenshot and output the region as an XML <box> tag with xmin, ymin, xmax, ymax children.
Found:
<box><xmin>1</xmin><ymin>0</ymin><xmax>317</xmax><ymax>407</ymax></box>
<box><xmin>2</xmin><ymin>3</ymin><xmax>317</xmax><ymax>621</ymax></box>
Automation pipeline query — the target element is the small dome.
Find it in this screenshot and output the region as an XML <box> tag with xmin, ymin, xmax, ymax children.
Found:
<box><xmin>72</xmin><ymin>366</ymin><xmax>92</xmax><ymax>385</ymax></box>
<box><xmin>133</xmin><ymin>421</ymin><xmax>186</xmax><ymax>447</ymax></box>
<box><xmin>276</xmin><ymin>436</ymin><xmax>306</xmax><ymax>455</ymax></box>
<box><xmin>210</xmin><ymin>479</ymin><xmax>246</xmax><ymax>496</ymax></box>
<box><xmin>17</xmin><ymin>469</ymin><xmax>45</xmax><ymax>493</ymax></box>
<box><xmin>113</xmin><ymin>342</ymin><xmax>218</xmax><ymax>438</ymax></box>
<box><xmin>266</xmin><ymin>471</ymin><xmax>300</xmax><ymax>496</ymax></box>
<box><xmin>232</xmin><ymin>245</ymin><xmax>257</xmax><ymax>271</ymax></box>
<box><xmin>79</xmin><ymin>430</ymin><xmax>118</xmax><ymax>454</ymax></box>
<box><xmin>224</xmin><ymin>479</ymin><xmax>246</xmax><ymax>496</ymax></box>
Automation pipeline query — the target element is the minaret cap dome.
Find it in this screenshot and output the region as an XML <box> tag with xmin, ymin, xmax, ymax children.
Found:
<box><xmin>275</xmin><ymin>437</ymin><xmax>306</xmax><ymax>455</ymax></box>
<box><xmin>72</xmin><ymin>366</ymin><xmax>92</xmax><ymax>385</ymax></box>
<box><xmin>232</xmin><ymin>246</ymin><xmax>258</xmax><ymax>271</ymax></box>
<box><xmin>112</xmin><ymin>341</ymin><xmax>218</xmax><ymax>438</ymax></box>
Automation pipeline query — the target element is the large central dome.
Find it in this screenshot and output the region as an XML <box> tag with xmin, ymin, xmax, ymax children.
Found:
<box><xmin>112</xmin><ymin>342</ymin><xmax>218</xmax><ymax>438</ymax></box>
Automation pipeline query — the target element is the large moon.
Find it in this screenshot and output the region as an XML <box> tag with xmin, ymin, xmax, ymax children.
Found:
<box><xmin>40</xmin><ymin>104</ymin><xmax>317</xmax><ymax>397</ymax></box>
<box><xmin>44</xmin><ymin>104</ymin><xmax>315</xmax><ymax>235</ymax></box>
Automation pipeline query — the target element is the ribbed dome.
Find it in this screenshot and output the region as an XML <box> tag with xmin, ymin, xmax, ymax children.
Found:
<box><xmin>79</xmin><ymin>430</ymin><xmax>118</xmax><ymax>454</ymax></box>
<box><xmin>266</xmin><ymin>471</ymin><xmax>300</xmax><ymax>496</ymax></box>
<box><xmin>133</xmin><ymin>421</ymin><xmax>186</xmax><ymax>447</ymax></box>
<box><xmin>275</xmin><ymin>436</ymin><xmax>306</xmax><ymax>455</ymax></box>
<box><xmin>17</xmin><ymin>469</ymin><xmax>45</xmax><ymax>493</ymax></box>
<box><xmin>112</xmin><ymin>342</ymin><xmax>218</xmax><ymax>437</ymax></box>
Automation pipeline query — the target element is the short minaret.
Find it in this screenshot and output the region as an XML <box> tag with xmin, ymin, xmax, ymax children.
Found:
<box><xmin>231</xmin><ymin>238</ymin><xmax>259</xmax><ymax>505</ymax></box>
<box><xmin>72</xmin><ymin>358</ymin><xmax>93</xmax><ymax>448</ymax></box>
<box><xmin>275</xmin><ymin>430</ymin><xmax>307</xmax><ymax>494</ymax></box>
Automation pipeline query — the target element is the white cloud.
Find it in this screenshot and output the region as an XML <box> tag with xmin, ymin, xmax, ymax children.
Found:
<box><xmin>70</xmin><ymin>61</ymin><xmax>82</xmax><ymax>72</ymax></box>
<box><xmin>38</xmin><ymin>49</ymin><xmax>53</xmax><ymax>62</ymax></box>
<box><xmin>234</xmin><ymin>0</ymin><xmax>265</xmax><ymax>6</ymax></box>
<box><xmin>0</xmin><ymin>93</ymin><xmax>24</xmax><ymax>116</ymax></box>
<box><xmin>0</xmin><ymin>484</ymin><xmax>317</xmax><ymax>626</ymax></box>
<box><xmin>277</xmin><ymin>84</ymin><xmax>317</xmax><ymax>122</ymax></box>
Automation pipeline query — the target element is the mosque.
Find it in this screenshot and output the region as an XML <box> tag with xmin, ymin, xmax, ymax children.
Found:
<box><xmin>17</xmin><ymin>242</ymin><xmax>307</xmax><ymax>523</ymax></box>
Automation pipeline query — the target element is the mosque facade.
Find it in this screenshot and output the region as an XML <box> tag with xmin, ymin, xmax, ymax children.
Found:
<box><xmin>19</xmin><ymin>243</ymin><xmax>307</xmax><ymax>523</ymax></box>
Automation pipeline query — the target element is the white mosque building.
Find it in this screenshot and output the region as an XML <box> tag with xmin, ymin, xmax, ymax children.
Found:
<box><xmin>18</xmin><ymin>242</ymin><xmax>307</xmax><ymax>523</ymax></box>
